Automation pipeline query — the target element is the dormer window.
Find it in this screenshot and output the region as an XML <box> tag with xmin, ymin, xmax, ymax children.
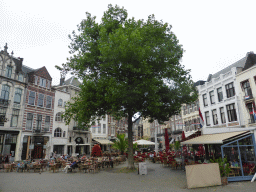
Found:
<box><xmin>6</xmin><ymin>65</ymin><xmax>12</xmax><ymax>78</ymax></box>
<box><xmin>47</xmin><ymin>81</ymin><xmax>51</xmax><ymax>89</ymax></box>
<box><xmin>18</xmin><ymin>74</ymin><xmax>23</xmax><ymax>82</ymax></box>
<box><xmin>35</xmin><ymin>76</ymin><xmax>38</xmax><ymax>85</ymax></box>
<box><xmin>40</xmin><ymin>78</ymin><xmax>46</xmax><ymax>87</ymax></box>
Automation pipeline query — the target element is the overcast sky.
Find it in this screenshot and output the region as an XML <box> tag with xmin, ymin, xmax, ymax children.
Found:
<box><xmin>1</xmin><ymin>0</ymin><xmax>256</xmax><ymax>85</ymax></box>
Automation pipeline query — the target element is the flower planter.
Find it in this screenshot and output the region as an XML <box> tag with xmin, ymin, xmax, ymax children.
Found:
<box><xmin>221</xmin><ymin>177</ymin><xmax>228</xmax><ymax>185</ymax></box>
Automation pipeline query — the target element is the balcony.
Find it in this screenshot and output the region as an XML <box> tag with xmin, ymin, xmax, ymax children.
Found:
<box><xmin>73</xmin><ymin>126</ymin><xmax>88</xmax><ymax>131</ymax></box>
<box><xmin>0</xmin><ymin>99</ymin><xmax>9</xmax><ymax>106</ymax></box>
<box><xmin>248</xmin><ymin>118</ymin><xmax>256</xmax><ymax>124</ymax></box>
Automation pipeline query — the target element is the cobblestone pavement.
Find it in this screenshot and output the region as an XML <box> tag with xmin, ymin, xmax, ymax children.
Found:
<box><xmin>0</xmin><ymin>160</ymin><xmax>255</xmax><ymax>192</ymax></box>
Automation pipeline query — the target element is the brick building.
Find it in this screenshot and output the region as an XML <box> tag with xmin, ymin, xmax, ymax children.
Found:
<box><xmin>20</xmin><ymin>66</ymin><xmax>54</xmax><ymax>160</ymax></box>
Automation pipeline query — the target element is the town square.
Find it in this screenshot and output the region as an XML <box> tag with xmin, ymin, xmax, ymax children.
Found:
<box><xmin>1</xmin><ymin>1</ymin><xmax>256</xmax><ymax>191</ymax></box>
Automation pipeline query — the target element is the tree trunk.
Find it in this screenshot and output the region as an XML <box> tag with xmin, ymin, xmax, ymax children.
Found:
<box><xmin>127</xmin><ymin>112</ymin><xmax>135</xmax><ymax>169</ymax></box>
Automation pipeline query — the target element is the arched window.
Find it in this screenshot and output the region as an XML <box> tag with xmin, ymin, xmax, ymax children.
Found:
<box><xmin>55</xmin><ymin>112</ymin><xmax>63</xmax><ymax>122</ymax></box>
<box><xmin>1</xmin><ymin>85</ymin><xmax>10</xmax><ymax>100</ymax></box>
<box><xmin>63</xmin><ymin>131</ymin><xmax>66</xmax><ymax>137</ymax></box>
<box><xmin>58</xmin><ymin>99</ymin><xmax>63</xmax><ymax>107</ymax></box>
<box><xmin>6</xmin><ymin>65</ymin><xmax>12</xmax><ymax>78</ymax></box>
<box><xmin>14</xmin><ymin>88</ymin><xmax>22</xmax><ymax>104</ymax></box>
<box><xmin>54</xmin><ymin>128</ymin><xmax>62</xmax><ymax>137</ymax></box>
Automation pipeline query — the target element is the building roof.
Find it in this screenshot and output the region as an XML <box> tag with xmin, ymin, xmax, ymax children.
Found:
<box><xmin>22</xmin><ymin>65</ymin><xmax>34</xmax><ymax>74</ymax></box>
<box><xmin>63</xmin><ymin>76</ymin><xmax>81</xmax><ymax>87</ymax></box>
<box><xmin>206</xmin><ymin>56</ymin><xmax>247</xmax><ymax>82</ymax></box>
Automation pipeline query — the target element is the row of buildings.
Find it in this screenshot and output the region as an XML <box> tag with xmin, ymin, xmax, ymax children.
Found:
<box><xmin>0</xmin><ymin>44</ymin><xmax>125</xmax><ymax>161</ymax></box>
<box><xmin>132</xmin><ymin>52</ymin><xmax>256</xmax><ymax>150</ymax></box>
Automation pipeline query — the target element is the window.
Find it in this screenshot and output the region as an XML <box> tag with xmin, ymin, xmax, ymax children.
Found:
<box><xmin>92</xmin><ymin>126</ymin><xmax>96</xmax><ymax>133</ymax></box>
<box><xmin>0</xmin><ymin>108</ymin><xmax>7</xmax><ymax>126</ymax></box>
<box><xmin>36</xmin><ymin>114</ymin><xmax>42</xmax><ymax>130</ymax></box>
<box><xmin>102</xmin><ymin>115</ymin><xmax>106</xmax><ymax>121</ymax></box>
<box><xmin>209</xmin><ymin>91</ymin><xmax>215</xmax><ymax>104</ymax></box>
<box><xmin>54</xmin><ymin>128</ymin><xmax>62</xmax><ymax>137</ymax></box>
<box><xmin>1</xmin><ymin>85</ymin><xmax>10</xmax><ymax>100</ymax></box>
<box><xmin>205</xmin><ymin>111</ymin><xmax>210</xmax><ymax>126</ymax></box>
<box><xmin>220</xmin><ymin>107</ymin><xmax>226</xmax><ymax>124</ymax></box>
<box><xmin>44</xmin><ymin>116</ymin><xmax>50</xmax><ymax>131</ymax></box>
<box><xmin>14</xmin><ymin>88</ymin><xmax>22</xmax><ymax>104</ymax></box>
<box><xmin>225</xmin><ymin>82</ymin><xmax>235</xmax><ymax>98</ymax></box>
<box><xmin>40</xmin><ymin>78</ymin><xmax>46</xmax><ymax>87</ymax></box>
<box><xmin>47</xmin><ymin>81</ymin><xmax>51</xmax><ymax>89</ymax></box>
<box><xmin>53</xmin><ymin>145</ymin><xmax>64</xmax><ymax>154</ymax></box>
<box><xmin>28</xmin><ymin>91</ymin><xmax>36</xmax><ymax>105</ymax></box>
<box><xmin>103</xmin><ymin>124</ymin><xmax>106</xmax><ymax>133</ymax></box>
<box><xmin>212</xmin><ymin>109</ymin><xmax>218</xmax><ymax>125</ymax></box>
<box><xmin>63</xmin><ymin>131</ymin><xmax>66</xmax><ymax>137</ymax></box>
<box><xmin>58</xmin><ymin>99</ymin><xmax>63</xmax><ymax>107</ymax></box>
<box><xmin>18</xmin><ymin>74</ymin><xmax>23</xmax><ymax>82</ymax></box>
<box><xmin>63</xmin><ymin>101</ymin><xmax>66</xmax><ymax>107</ymax></box>
<box><xmin>35</xmin><ymin>76</ymin><xmax>38</xmax><ymax>85</ymax></box>
<box><xmin>46</xmin><ymin>96</ymin><xmax>52</xmax><ymax>108</ymax></box>
<box><xmin>37</xmin><ymin>93</ymin><xmax>44</xmax><ymax>107</ymax></box>
<box><xmin>241</xmin><ymin>80</ymin><xmax>252</xmax><ymax>98</ymax></box>
<box><xmin>111</xmin><ymin>127</ymin><xmax>115</xmax><ymax>135</ymax></box>
<box><xmin>226</xmin><ymin>103</ymin><xmax>237</xmax><ymax>122</ymax></box>
<box><xmin>217</xmin><ymin>87</ymin><xmax>223</xmax><ymax>102</ymax></box>
<box><xmin>26</xmin><ymin>113</ymin><xmax>33</xmax><ymax>130</ymax></box>
<box><xmin>6</xmin><ymin>65</ymin><xmax>12</xmax><ymax>78</ymax></box>
<box><xmin>203</xmin><ymin>94</ymin><xmax>208</xmax><ymax>107</ymax></box>
<box><xmin>55</xmin><ymin>112</ymin><xmax>63</xmax><ymax>122</ymax></box>
<box><xmin>98</xmin><ymin>123</ymin><xmax>101</xmax><ymax>133</ymax></box>
<box><xmin>11</xmin><ymin>109</ymin><xmax>19</xmax><ymax>127</ymax></box>
<box><xmin>246</xmin><ymin>103</ymin><xmax>255</xmax><ymax>124</ymax></box>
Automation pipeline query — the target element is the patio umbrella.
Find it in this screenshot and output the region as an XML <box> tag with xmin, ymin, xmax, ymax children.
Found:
<box><xmin>133</xmin><ymin>139</ymin><xmax>155</xmax><ymax>145</ymax></box>
<box><xmin>165</xmin><ymin>128</ymin><xmax>169</xmax><ymax>153</ymax></box>
<box><xmin>182</xmin><ymin>131</ymin><xmax>186</xmax><ymax>141</ymax></box>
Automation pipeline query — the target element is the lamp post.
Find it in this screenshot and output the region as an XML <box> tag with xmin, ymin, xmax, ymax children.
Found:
<box><xmin>155</xmin><ymin>120</ymin><xmax>158</xmax><ymax>154</ymax></box>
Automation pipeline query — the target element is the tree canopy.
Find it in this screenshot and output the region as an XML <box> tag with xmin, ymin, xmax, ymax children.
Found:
<box><xmin>58</xmin><ymin>4</ymin><xmax>197</xmax><ymax>168</ymax></box>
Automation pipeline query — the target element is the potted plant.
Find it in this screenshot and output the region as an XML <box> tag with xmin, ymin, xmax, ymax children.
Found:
<box><xmin>210</xmin><ymin>157</ymin><xmax>231</xmax><ymax>185</ymax></box>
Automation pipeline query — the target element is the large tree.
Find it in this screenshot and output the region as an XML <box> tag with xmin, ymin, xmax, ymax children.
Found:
<box><xmin>59</xmin><ymin>4</ymin><xmax>197</xmax><ymax>169</ymax></box>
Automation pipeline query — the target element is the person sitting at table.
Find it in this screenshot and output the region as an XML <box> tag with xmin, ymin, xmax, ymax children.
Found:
<box><xmin>16</xmin><ymin>162</ymin><xmax>25</xmax><ymax>172</ymax></box>
<box><xmin>232</xmin><ymin>159</ymin><xmax>239</xmax><ymax>167</ymax></box>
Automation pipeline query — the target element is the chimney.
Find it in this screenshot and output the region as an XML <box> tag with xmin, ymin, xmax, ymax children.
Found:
<box><xmin>60</xmin><ymin>77</ymin><xmax>65</xmax><ymax>86</ymax></box>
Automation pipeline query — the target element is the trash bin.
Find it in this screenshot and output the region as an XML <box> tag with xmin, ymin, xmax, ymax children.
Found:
<box><xmin>139</xmin><ymin>162</ymin><xmax>147</xmax><ymax>175</ymax></box>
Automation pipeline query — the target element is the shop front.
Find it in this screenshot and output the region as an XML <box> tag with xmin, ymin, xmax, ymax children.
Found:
<box><xmin>0</xmin><ymin>131</ymin><xmax>19</xmax><ymax>160</ymax></box>
<box><xmin>221</xmin><ymin>133</ymin><xmax>256</xmax><ymax>181</ymax></box>
<box><xmin>181</xmin><ymin>130</ymin><xmax>256</xmax><ymax>182</ymax></box>
<box><xmin>21</xmin><ymin>135</ymin><xmax>49</xmax><ymax>160</ymax></box>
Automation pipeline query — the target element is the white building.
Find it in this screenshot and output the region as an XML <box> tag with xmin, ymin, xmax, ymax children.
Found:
<box><xmin>197</xmin><ymin>53</ymin><xmax>256</xmax><ymax>134</ymax></box>
<box><xmin>51</xmin><ymin>89</ymin><xmax>70</xmax><ymax>156</ymax></box>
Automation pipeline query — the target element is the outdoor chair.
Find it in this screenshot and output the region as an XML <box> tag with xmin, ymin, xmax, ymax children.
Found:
<box><xmin>228</xmin><ymin>168</ymin><xmax>236</xmax><ymax>177</ymax></box>
<box><xmin>0</xmin><ymin>164</ymin><xmax>3</xmax><ymax>172</ymax></box>
<box><xmin>4</xmin><ymin>164</ymin><xmax>11</xmax><ymax>172</ymax></box>
<box><xmin>34</xmin><ymin>164</ymin><xmax>41</xmax><ymax>173</ymax></box>
<box><xmin>88</xmin><ymin>163</ymin><xmax>97</xmax><ymax>174</ymax></box>
<box><xmin>171</xmin><ymin>161</ymin><xmax>177</xmax><ymax>170</ymax></box>
<box><xmin>249</xmin><ymin>165</ymin><xmax>255</xmax><ymax>175</ymax></box>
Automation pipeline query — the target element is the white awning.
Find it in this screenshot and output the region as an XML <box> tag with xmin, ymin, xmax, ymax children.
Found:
<box><xmin>185</xmin><ymin>130</ymin><xmax>196</xmax><ymax>138</ymax></box>
<box><xmin>66</xmin><ymin>144</ymin><xmax>90</xmax><ymax>146</ymax></box>
<box><xmin>93</xmin><ymin>139</ymin><xmax>113</xmax><ymax>145</ymax></box>
<box><xmin>181</xmin><ymin>131</ymin><xmax>250</xmax><ymax>145</ymax></box>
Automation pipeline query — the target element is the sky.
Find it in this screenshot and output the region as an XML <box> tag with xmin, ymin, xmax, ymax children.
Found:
<box><xmin>1</xmin><ymin>0</ymin><xmax>256</xmax><ymax>85</ymax></box>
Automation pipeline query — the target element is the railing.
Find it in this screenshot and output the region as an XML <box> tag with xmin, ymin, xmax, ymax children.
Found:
<box><xmin>0</xmin><ymin>99</ymin><xmax>9</xmax><ymax>106</ymax></box>
<box><xmin>248</xmin><ymin>118</ymin><xmax>256</xmax><ymax>124</ymax></box>
<box><xmin>244</xmin><ymin>92</ymin><xmax>253</xmax><ymax>100</ymax></box>
<box><xmin>34</xmin><ymin>128</ymin><xmax>41</xmax><ymax>133</ymax></box>
<box><xmin>73</xmin><ymin>126</ymin><xmax>88</xmax><ymax>131</ymax></box>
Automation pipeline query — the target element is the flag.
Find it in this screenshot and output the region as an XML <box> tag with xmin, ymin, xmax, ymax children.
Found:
<box><xmin>252</xmin><ymin>102</ymin><xmax>256</xmax><ymax>121</ymax></box>
<box><xmin>199</xmin><ymin>107</ymin><xmax>204</xmax><ymax>128</ymax></box>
